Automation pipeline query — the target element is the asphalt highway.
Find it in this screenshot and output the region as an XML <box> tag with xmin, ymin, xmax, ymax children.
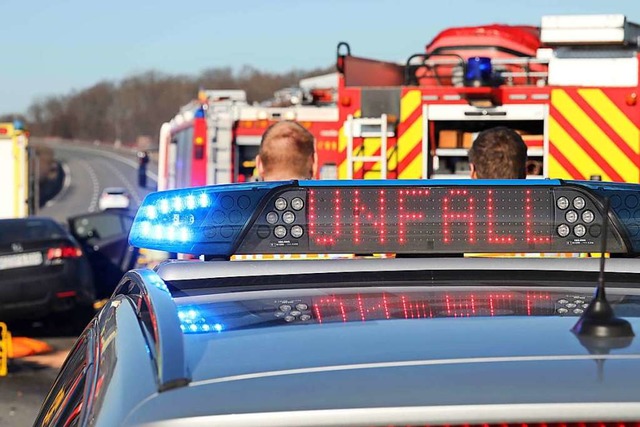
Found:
<box><xmin>39</xmin><ymin>142</ymin><xmax>158</xmax><ymax>223</ymax></box>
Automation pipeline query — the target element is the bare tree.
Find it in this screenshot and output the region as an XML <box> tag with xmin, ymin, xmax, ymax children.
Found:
<box><xmin>23</xmin><ymin>64</ymin><xmax>334</xmax><ymax>144</ymax></box>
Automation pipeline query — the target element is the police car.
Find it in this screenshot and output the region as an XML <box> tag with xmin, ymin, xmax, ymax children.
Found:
<box><xmin>34</xmin><ymin>179</ymin><xmax>640</xmax><ymax>427</ymax></box>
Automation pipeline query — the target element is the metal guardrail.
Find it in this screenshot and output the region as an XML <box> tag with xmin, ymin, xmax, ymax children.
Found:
<box><xmin>0</xmin><ymin>322</ymin><xmax>13</xmax><ymax>376</ymax></box>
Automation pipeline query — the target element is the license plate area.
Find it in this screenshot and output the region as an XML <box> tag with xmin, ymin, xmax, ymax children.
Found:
<box><xmin>0</xmin><ymin>252</ymin><xmax>44</xmax><ymax>270</ymax></box>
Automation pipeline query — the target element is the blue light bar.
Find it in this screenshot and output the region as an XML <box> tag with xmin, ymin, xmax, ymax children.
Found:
<box><xmin>129</xmin><ymin>180</ymin><xmax>640</xmax><ymax>257</ymax></box>
<box><xmin>129</xmin><ymin>181</ymin><xmax>291</xmax><ymax>255</ymax></box>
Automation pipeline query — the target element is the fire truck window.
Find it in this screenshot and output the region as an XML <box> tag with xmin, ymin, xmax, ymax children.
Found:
<box><xmin>237</xmin><ymin>145</ymin><xmax>259</xmax><ymax>181</ymax></box>
<box><xmin>431</xmin><ymin>119</ymin><xmax>544</xmax><ymax>178</ymax></box>
<box><xmin>175</xmin><ymin>128</ymin><xmax>193</xmax><ymax>188</ymax></box>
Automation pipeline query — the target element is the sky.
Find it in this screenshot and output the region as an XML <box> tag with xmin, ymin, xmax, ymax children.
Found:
<box><xmin>2</xmin><ymin>0</ymin><xmax>640</xmax><ymax>115</ymax></box>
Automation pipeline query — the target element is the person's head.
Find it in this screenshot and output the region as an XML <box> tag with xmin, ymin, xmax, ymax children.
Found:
<box><xmin>256</xmin><ymin>121</ymin><xmax>317</xmax><ymax>181</ymax></box>
<box><xmin>467</xmin><ymin>127</ymin><xmax>527</xmax><ymax>179</ymax></box>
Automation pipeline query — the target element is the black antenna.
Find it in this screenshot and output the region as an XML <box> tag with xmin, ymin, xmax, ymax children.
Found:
<box><xmin>571</xmin><ymin>197</ymin><xmax>634</xmax><ymax>338</ymax></box>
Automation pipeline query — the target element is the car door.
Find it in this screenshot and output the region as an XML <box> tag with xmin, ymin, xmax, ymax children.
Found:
<box><xmin>68</xmin><ymin>211</ymin><xmax>138</xmax><ymax>298</ymax></box>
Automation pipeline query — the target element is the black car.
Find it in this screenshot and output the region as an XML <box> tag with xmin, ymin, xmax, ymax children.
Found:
<box><xmin>0</xmin><ymin>217</ymin><xmax>95</xmax><ymax>324</ymax></box>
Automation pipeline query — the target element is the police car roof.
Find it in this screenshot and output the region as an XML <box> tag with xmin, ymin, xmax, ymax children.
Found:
<box><xmin>117</xmin><ymin>260</ymin><xmax>640</xmax><ymax>425</ymax></box>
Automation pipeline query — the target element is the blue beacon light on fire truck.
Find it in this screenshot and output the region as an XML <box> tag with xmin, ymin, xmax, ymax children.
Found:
<box><xmin>194</xmin><ymin>106</ymin><xmax>206</xmax><ymax>119</ymax></box>
<box><xmin>128</xmin><ymin>179</ymin><xmax>640</xmax><ymax>258</ymax></box>
<box><xmin>465</xmin><ymin>56</ymin><xmax>493</xmax><ymax>87</ymax></box>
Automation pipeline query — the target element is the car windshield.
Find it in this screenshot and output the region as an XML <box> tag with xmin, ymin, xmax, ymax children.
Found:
<box><xmin>0</xmin><ymin>218</ymin><xmax>66</xmax><ymax>243</ymax></box>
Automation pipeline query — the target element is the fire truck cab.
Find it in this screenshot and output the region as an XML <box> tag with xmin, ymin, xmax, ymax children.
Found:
<box><xmin>337</xmin><ymin>14</ymin><xmax>640</xmax><ymax>182</ymax></box>
<box><xmin>158</xmin><ymin>76</ymin><xmax>339</xmax><ymax>191</ymax></box>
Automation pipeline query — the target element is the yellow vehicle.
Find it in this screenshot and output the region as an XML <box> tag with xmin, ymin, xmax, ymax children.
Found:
<box><xmin>0</xmin><ymin>122</ymin><xmax>31</xmax><ymax>218</ymax></box>
<box><xmin>0</xmin><ymin>322</ymin><xmax>12</xmax><ymax>376</ymax></box>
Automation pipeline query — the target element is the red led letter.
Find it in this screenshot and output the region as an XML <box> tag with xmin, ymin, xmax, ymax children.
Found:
<box><xmin>442</xmin><ymin>189</ymin><xmax>476</xmax><ymax>244</ymax></box>
<box><xmin>524</xmin><ymin>190</ymin><xmax>551</xmax><ymax>244</ymax></box>
<box><xmin>397</xmin><ymin>189</ymin><xmax>427</xmax><ymax>245</ymax></box>
<box><xmin>486</xmin><ymin>190</ymin><xmax>513</xmax><ymax>245</ymax></box>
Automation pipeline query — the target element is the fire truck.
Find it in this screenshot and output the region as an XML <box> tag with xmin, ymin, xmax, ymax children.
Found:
<box><xmin>0</xmin><ymin>122</ymin><xmax>32</xmax><ymax>218</ymax></box>
<box><xmin>158</xmin><ymin>74</ymin><xmax>339</xmax><ymax>190</ymax></box>
<box><xmin>336</xmin><ymin>14</ymin><xmax>640</xmax><ymax>182</ymax></box>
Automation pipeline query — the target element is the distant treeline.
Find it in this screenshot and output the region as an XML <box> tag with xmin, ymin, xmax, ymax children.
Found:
<box><xmin>1</xmin><ymin>65</ymin><xmax>333</xmax><ymax>145</ymax></box>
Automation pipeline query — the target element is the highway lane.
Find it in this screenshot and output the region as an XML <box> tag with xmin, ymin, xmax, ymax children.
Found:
<box><xmin>38</xmin><ymin>143</ymin><xmax>158</xmax><ymax>222</ymax></box>
<box><xmin>0</xmin><ymin>142</ymin><xmax>158</xmax><ymax>426</ymax></box>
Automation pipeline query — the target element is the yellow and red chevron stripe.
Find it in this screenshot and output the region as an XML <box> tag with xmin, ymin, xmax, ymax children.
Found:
<box><xmin>549</xmin><ymin>88</ymin><xmax>640</xmax><ymax>182</ymax></box>
<box><xmin>337</xmin><ymin>124</ymin><xmax>349</xmax><ymax>179</ymax></box>
<box><xmin>397</xmin><ymin>90</ymin><xmax>423</xmax><ymax>179</ymax></box>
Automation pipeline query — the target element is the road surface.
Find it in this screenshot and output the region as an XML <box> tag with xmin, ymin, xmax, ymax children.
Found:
<box><xmin>38</xmin><ymin>142</ymin><xmax>158</xmax><ymax>222</ymax></box>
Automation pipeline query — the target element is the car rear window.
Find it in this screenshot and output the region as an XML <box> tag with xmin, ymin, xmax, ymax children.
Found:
<box><xmin>0</xmin><ymin>219</ymin><xmax>66</xmax><ymax>243</ymax></box>
<box><xmin>105</xmin><ymin>189</ymin><xmax>125</xmax><ymax>195</ymax></box>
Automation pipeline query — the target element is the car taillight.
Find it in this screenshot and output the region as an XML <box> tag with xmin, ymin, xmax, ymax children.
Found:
<box><xmin>47</xmin><ymin>246</ymin><xmax>82</xmax><ymax>260</ymax></box>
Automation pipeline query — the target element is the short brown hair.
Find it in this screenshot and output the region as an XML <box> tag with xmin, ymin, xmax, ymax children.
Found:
<box><xmin>259</xmin><ymin>121</ymin><xmax>315</xmax><ymax>179</ymax></box>
<box><xmin>467</xmin><ymin>127</ymin><xmax>527</xmax><ymax>179</ymax></box>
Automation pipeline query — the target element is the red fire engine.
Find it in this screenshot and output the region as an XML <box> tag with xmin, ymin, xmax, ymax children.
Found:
<box><xmin>335</xmin><ymin>14</ymin><xmax>640</xmax><ymax>182</ymax></box>
<box><xmin>158</xmin><ymin>75</ymin><xmax>340</xmax><ymax>191</ymax></box>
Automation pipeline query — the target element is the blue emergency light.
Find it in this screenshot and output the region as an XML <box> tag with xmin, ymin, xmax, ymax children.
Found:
<box><xmin>194</xmin><ymin>106</ymin><xmax>206</xmax><ymax>119</ymax></box>
<box><xmin>128</xmin><ymin>180</ymin><xmax>640</xmax><ymax>257</ymax></box>
<box><xmin>464</xmin><ymin>56</ymin><xmax>493</xmax><ymax>87</ymax></box>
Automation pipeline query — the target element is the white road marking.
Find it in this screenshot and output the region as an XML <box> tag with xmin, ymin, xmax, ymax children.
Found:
<box><xmin>78</xmin><ymin>159</ymin><xmax>100</xmax><ymax>212</ymax></box>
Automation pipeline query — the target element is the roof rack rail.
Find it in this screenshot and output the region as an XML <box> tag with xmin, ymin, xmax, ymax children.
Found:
<box><xmin>114</xmin><ymin>269</ymin><xmax>190</xmax><ymax>392</ymax></box>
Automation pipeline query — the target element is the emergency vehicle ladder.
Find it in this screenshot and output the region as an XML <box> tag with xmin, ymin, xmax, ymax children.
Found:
<box><xmin>346</xmin><ymin>114</ymin><xmax>389</xmax><ymax>179</ymax></box>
